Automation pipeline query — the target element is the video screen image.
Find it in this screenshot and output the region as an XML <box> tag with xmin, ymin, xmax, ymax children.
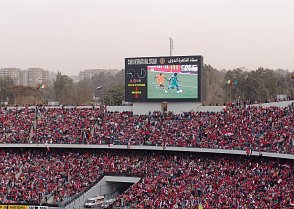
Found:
<box><xmin>147</xmin><ymin>64</ymin><xmax>198</xmax><ymax>99</ymax></box>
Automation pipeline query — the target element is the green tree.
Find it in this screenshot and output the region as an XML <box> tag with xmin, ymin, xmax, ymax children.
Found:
<box><xmin>71</xmin><ymin>84</ymin><xmax>92</xmax><ymax>105</ymax></box>
<box><xmin>102</xmin><ymin>85</ymin><xmax>125</xmax><ymax>105</ymax></box>
<box><xmin>224</xmin><ymin>68</ymin><xmax>248</xmax><ymax>102</ymax></box>
<box><xmin>53</xmin><ymin>72</ymin><xmax>74</xmax><ymax>104</ymax></box>
<box><xmin>243</xmin><ymin>68</ymin><xmax>278</xmax><ymax>102</ymax></box>
<box><xmin>202</xmin><ymin>64</ymin><xmax>226</xmax><ymax>105</ymax></box>
<box><xmin>0</xmin><ymin>77</ymin><xmax>15</xmax><ymax>104</ymax></box>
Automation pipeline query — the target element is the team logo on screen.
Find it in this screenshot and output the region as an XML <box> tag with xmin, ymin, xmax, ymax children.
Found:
<box><xmin>181</xmin><ymin>65</ymin><xmax>198</xmax><ymax>72</ymax></box>
<box><xmin>159</xmin><ymin>58</ymin><xmax>165</xmax><ymax>65</ymax></box>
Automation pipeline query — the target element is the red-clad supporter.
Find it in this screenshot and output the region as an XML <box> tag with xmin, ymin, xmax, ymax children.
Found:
<box><xmin>0</xmin><ymin>104</ymin><xmax>293</xmax><ymax>154</ymax></box>
<box><xmin>0</xmin><ymin>149</ymin><xmax>293</xmax><ymax>208</ymax></box>
<box><xmin>0</xmin><ymin>149</ymin><xmax>143</xmax><ymax>205</ymax></box>
<box><xmin>0</xmin><ymin>107</ymin><xmax>36</xmax><ymax>143</ymax></box>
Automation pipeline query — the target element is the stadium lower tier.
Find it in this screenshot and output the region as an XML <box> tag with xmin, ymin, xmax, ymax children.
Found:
<box><xmin>0</xmin><ymin>149</ymin><xmax>293</xmax><ymax>208</ymax></box>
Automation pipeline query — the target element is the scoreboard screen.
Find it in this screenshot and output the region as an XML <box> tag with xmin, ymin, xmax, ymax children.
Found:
<box><xmin>125</xmin><ymin>55</ymin><xmax>202</xmax><ymax>102</ymax></box>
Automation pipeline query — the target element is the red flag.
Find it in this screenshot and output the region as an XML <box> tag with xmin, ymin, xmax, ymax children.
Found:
<box><xmin>245</xmin><ymin>147</ymin><xmax>251</xmax><ymax>156</ymax></box>
<box><xmin>127</xmin><ymin>138</ymin><xmax>131</xmax><ymax>149</ymax></box>
<box><xmin>45</xmin><ymin>143</ymin><xmax>50</xmax><ymax>152</ymax></box>
<box><xmin>162</xmin><ymin>140</ymin><xmax>167</xmax><ymax>150</ymax></box>
<box><xmin>36</xmin><ymin>83</ymin><xmax>41</xmax><ymax>90</ymax></box>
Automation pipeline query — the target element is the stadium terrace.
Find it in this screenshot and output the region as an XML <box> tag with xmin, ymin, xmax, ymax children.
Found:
<box><xmin>0</xmin><ymin>149</ymin><xmax>293</xmax><ymax>208</ymax></box>
<box><xmin>0</xmin><ymin>104</ymin><xmax>293</xmax><ymax>154</ymax></box>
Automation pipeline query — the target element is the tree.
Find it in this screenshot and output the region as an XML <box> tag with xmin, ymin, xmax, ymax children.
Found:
<box><xmin>53</xmin><ymin>72</ymin><xmax>74</xmax><ymax>105</ymax></box>
<box><xmin>102</xmin><ymin>85</ymin><xmax>125</xmax><ymax>106</ymax></box>
<box><xmin>12</xmin><ymin>85</ymin><xmax>42</xmax><ymax>105</ymax></box>
<box><xmin>224</xmin><ymin>68</ymin><xmax>248</xmax><ymax>102</ymax></box>
<box><xmin>243</xmin><ymin>68</ymin><xmax>278</xmax><ymax>102</ymax></box>
<box><xmin>0</xmin><ymin>77</ymin><xmax>15</xmax><ymax>104</ymax></box>
<box><xmin>71</xmin><ymin>84</ymin><xmax>92</xmax><ymax>105</ymax></box>
<box><xmin>202</xmin><ymin>64</ymin><xmax>226</xmax><ymax>105</ymax></box>
<box><xmin>74</xmin><ymin>70</ymin><xmax>125</xmax><ymax>105</ymax></box>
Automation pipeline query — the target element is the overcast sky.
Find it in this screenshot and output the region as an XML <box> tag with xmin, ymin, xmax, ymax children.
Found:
<box><xmin>0</xmin><ymin>0</ymin><xmax>293</xmax><ymax>75</ymax></box>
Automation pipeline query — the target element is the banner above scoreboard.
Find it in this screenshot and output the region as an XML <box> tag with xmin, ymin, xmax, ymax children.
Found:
<box><xmin>126</xmin><ymin>56</ymin><xmax>200</xmax><ymax>66</ymax></box>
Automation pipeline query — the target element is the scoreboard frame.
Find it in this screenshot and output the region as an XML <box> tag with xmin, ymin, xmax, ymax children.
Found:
<box><xmin>125</xmin><ymin>55</ymin><xmax>203</xmax><ymax>102</ymax></box>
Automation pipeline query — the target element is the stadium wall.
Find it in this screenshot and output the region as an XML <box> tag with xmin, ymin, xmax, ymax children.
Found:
<box><xmin>165</xmin><ymin>102</ymin><xmax>201</xmax><ymax>114</ymax></box>
<box><xmin>107</xmin><ymin>105</ymin><xmax>132</xmax><ymax>112</ymax></box>
<box><xmin>132</xmin><ymin>102</ymin><xmax>161</xmax><ymax>114</ymax></box>
<box><xmin>1</xmin><ymin>144</ymin><xmax>293</xmax><ymax>160</ymax></box>
<box><xmin>131</xmin><ymin>102</ymin><xmax>224</xmax><ymax>114</ymax></box>
<box><xmin>250</xmin><ymin>100</ymin><xmax>294</xmax><ymax>108</ymax></box>
<box><xmin>5</xmin><ymin>100</ymin><xmax>292</xmax><ymax>114</ymax></box>
<box><xmin>108</xmin><ymin>100</ymin><xmax>294</xmax><ymax>114</ymax></box>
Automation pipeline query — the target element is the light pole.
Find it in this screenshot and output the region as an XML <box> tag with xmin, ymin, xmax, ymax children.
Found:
<box><xmin>109</xmin><ymin>91</ymin><xmax>112</xmax><ymax>106</ymax></box>
<box><xmin>169</xmin><ymin>37</ymin><xmax>173</xmax><ymax>56</ymax></box>
<box><xmin>93</xmin><ymin>85</ymin><xmax>102</xmax><ymax>98</ymax></box>
<box><xmin>93</xmin><ymin>85</ymin><xmax>102</xmax><ymax>105</ymax></box>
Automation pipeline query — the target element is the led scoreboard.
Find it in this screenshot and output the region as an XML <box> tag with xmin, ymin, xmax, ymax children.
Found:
<box><xmin>125</xmin><ymin>55</ymin><xmax>203</xmax><ymax>102</ymax></box>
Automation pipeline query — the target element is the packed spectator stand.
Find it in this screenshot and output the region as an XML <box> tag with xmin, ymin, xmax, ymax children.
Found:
<box><xmin>0</xmin><ymin>149</ymin><xmax>293</xmax><ymax>208</ymax></box>
<box><xmin>0</xmin><ymin>103</ymin><xmax>293</xmax><ymax>154</ymax></box>
<box><xmin>0</xmin><ymin>103</ymin><xmax>294</xmax><ymax>208</ymax></box>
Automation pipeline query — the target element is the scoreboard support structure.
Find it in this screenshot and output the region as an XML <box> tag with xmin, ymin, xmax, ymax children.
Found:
<box><xmin>132</xmin><ymin>101</ymin><xmax>202</xmax><ymax>115</ymax></box>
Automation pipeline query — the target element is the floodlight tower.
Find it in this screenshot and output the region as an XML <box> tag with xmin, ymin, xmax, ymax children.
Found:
<box><xmin>169</xmin><ymin>37</ymin><xmax>173</xmax><ymax>56</ymax></box>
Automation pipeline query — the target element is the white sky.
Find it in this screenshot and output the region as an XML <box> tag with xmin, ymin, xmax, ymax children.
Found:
<box><xmin>0</xmin><ymin>0</ymin><xmax>293</xmax><ymax>75</ymax></box>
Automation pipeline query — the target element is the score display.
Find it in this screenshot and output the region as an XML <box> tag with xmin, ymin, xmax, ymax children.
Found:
<box><xmin>125</xmin><ymin>55</ymin><xmax>203</xmax><ymax>102</ymax></box>
<box><xmin>125</xmin><ymin>67</ymin><xmax>147</xmax><ymax>100</ymax></box>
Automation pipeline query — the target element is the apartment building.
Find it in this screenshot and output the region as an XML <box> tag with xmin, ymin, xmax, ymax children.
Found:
<box><xmin>20</xmin><ymin>70</ymin><xmax>29</xmax><ymax>86</ymax></box>
<box><xmin>0</xmin><ymin>68</ymin><xmax>21</xmax><ymax>85</ymax></box>
<box><xmin>27</xmin><ymin>68</ymin><xmax>52</xmax><ymax>87</ymax></box>
<box><xmin>0</xmin><ymin>68</ymin><xmax>52</xmax><ymax>87</ymax></box>
<box><xmin>79</xmin><ymin>69</ymin><xmax>119</xmax><ymax>81</ymax></box>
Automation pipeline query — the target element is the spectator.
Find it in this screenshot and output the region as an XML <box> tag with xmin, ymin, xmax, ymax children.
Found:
<box><xmin>0</xmin><ymin>104</ymin><xmax>293</xmax><ymax>154</ymax></box>
<box><xmin>0</xmin><ymin>149</ymin><xmax>293</xmax><ymax>208</ymax></box>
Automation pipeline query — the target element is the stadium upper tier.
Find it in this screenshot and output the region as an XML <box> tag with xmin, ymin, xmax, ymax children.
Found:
<box><xmin>0</xmin><ymin>149</ymin><xmax>293</xmax><ymax>208</ymax></box>
<box><xmin>0</xmin><ymin>104</ymin><xmax>293</xmax><ymax>154</ymax></box>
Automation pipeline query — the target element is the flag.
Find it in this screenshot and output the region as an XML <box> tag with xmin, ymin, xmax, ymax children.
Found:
<box><xmin>245</xmin><ymin>147</ymin><xmax>252</xmax><ymax>156</ymax></box>
<box><xmin>36</xmin><ymin>84</ymin><xmax>46</xmax><ymax>90</ymax></box>
<box><xmin>45</xmin><ymin>143</ymin><xmax>50</xmax><ymax>152</ymax></box>
<box><xmin>36</xmin><ymin>83</ymin><xmax>41</xmax><ymax>90</ymax></box>
<box><xmin>282</xmin><ymin>164</ymin><xmax>290</xmax><ymax>168</ymax></box>
<box><xmin>224</xmin><ymin>132</ymin><xmax>233</xmax><ymax>137</ymax></box>
<box><xmin>162</xmin><ymin>140</ymin><xmax>167</xmax><ymax>150</ymax></box>
<box><xmin>233</xmin><ymin>80</ymin><xmax>238</xmax><ymax>86</ymax></box>
<box><xmin>226</xmin><ymin>80</ymin><xmax>232</xmax><ymax>85</ymax></box>
<box><xmin>127</xmin><ymin>138</ymin><xmax>131</xmax><ymax>149</ymax></box>
<box><xmin>29</xmin><ymin>125</ymin><xmax>35</xmax><ymax>139</ymax></box>
<box><xmin>90</xmin><ymin>127</ymin><xmax>94</xmax><ymax>139</ymax></box>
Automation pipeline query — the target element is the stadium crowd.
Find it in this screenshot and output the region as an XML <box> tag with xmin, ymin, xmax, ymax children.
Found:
<box><xmin>0</xmin><ymin>149</ymin><xmax>143</xmax><ymax>205</ymax></box>
<box><xmin>0</xmin><ymin>107</ymin><xmax>35</xmax><ymax>143</ymax></box>
<box><xmin>0</xmin><ymin>104</ymin><xmax>293</xmax><ymax>154</ymax></box>
<box><xmin>0</xmin><ymin>149</ymin><xmax>293</xmax><ymax>208</ymax></box>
